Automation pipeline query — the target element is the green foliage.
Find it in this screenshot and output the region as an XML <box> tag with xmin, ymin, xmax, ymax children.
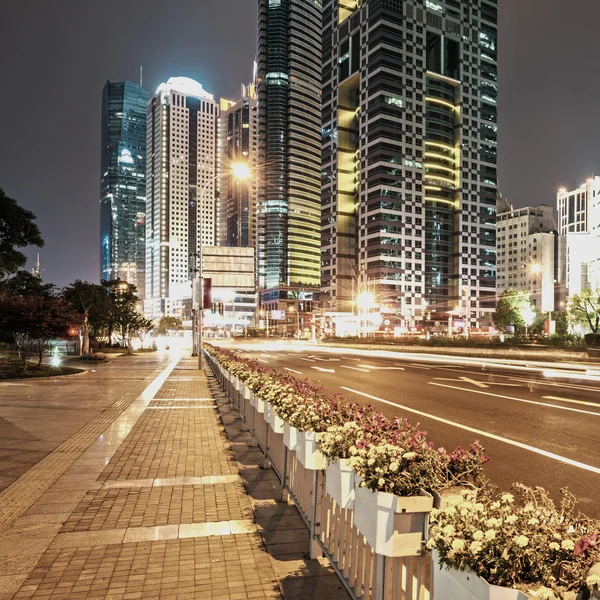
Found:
<box><xmin>0</xmin><ymin>271</ymin><xmax>54</xmax><ymax>298</ymax></box>
<box><xmin>585</xmin><ymin>333</ymin><xmax>600</xmax><ymax>348</ymax></box>
<box><xmin>0</xmin><ymin>189</ymin><xmax>43</xmax><ymax>277</ymax></box>
<box><xmin>157</xmin><ymin>316</ymin><xmax>183</xmax><ymax>335</ymax></box>
<box><xmin>492</xmin><ymin>289</ymin><xmax>535</xmax><ymax>333</ymax></box>
<box><xmin>568</xmin><ymin>288</ymin><xmax>600</xmax><ymax>333</ymax></box>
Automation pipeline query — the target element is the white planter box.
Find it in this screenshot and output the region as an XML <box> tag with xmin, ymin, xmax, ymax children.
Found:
<box><xmin>432</xmin><ymin>549</ymin><xmax>531</xmax><ymax>600</ymax></box>
<box><xmin>255</xmin><ymin>395</ymin><xmax>265</xmax><ymax>414</ymax></box>
<box><xmin>232</xmin><ymin>376</ymin><xmax>241</xmax><ymax>391</ymax></box>
<box><xmin>354</xmin><ymin>486</ymin><xmax>433</xmax><ymax>557</ymax></box>
<box><xmin>326</xmin><ymin>459</ymin><xmax>355</xmax><ymax>509</ymax></box>
<box><xmin>270</xmin><ymin>411</ymin><xmax>285</xmax><ymax>434</ymax></box>
<box><xmin>296</xmin><ymin>431</ymin><xmax>326</xmax><ymax>470</ymax></box>
<box><xmin>264</xmin><ymin>401</ymin><xmax>273</xmax><ymax>423</ymax></box>
<box><xmin>248</xmin><ymin>391</ymin><xmax>256</xmax><ymax>408</ymax></box>
<box><xmin>284</xmin><ymin>423</ymin><xmax>299</xmax><ymax>451</ymax></box>
<box><xmin>243</xmin><ymin>385</ymin><xmax>253</xmax><ymax>402</ymax></box>
<box><xmin>432</xmin><ymin>487</ymin><xmax>476</xmax><ymax>510</ymax></box>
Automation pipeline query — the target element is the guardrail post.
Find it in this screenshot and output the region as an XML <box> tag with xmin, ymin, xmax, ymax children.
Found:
<box><xmin>309</xmin><ymin>470</ymin><xmax>323</xmax><ymax>559</ymax></box>
<box><xmin>263</xmin><ymin>418</ymin><xmax>271</xmax><ymax>469</ymax></box>
<box><xmin>279</xmin><ymin>445</ymin><xmax>289</xmax><ymax>503</ymax></box>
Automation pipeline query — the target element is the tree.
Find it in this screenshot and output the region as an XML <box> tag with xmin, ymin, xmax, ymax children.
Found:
<box><xmin>0</xmin><ymin>293</ymin><xmax>78</xmax><ymax>373</ymax></box>
<box><xmin>0</xmin><ymin>189</ymin><xmax>44</xmax><ymax>278</ymax></box>
<box><xmin>0</xmin><ymin>270</ymin><xmax>54</xmax><ymax>298</ymax></box>
<box><xmin>63</xmin><ymin>281</ymin><xmax>109</xmax><ymax>355</ymax></box>
<box><xmin>102</xmin><ymin>279</ymin><xmax>140</xmax><ymax>346</ymax></box>
<box><xmin>158</xmin><ymin>316</ymin><xmax>183</xmax><ymax>335</ymax></box>
<box><xmin>568</xmin><ymin>288</ymin><xmax>600</xmax><ymax>333</ymax></box>
<box><xmin>492</xmin><ymin>289</ymin><xmax>534</xmax><ymax>333</ymax></box>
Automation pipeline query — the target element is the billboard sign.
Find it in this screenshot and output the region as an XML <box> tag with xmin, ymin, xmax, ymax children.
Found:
<box><xmin>271</xmin><ymin>310</ymin><xmax>286</xmax><ymax>321</ymax></box>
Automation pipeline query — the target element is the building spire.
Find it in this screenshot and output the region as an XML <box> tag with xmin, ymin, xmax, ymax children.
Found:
<box><xmin>139</xmin><ymin>66</ymin><xmax>143</xmax><ymax>88</ymax></box>
<box><xmin>31</xmin><ymin>252</ymin><xmax>41</xmax><ymax>279</ymax></box>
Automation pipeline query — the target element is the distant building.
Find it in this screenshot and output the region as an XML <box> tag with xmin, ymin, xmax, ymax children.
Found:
<box><xmin>100</xmin><ymin>80</ymin><xmax>149</xmax><ymax>294</ymax></box>
<box><xmin>219</xmin><ymin>84</ymin><xmax>258</xmax><ymax>248</ymax></box>
<box><xmin>256</xmin><ymin>0</ymin><xmax>322</xmax><ymax>301</ymax></box>
<box><xmin>145</xmin><ymin>77</ymin><xmax>219</xmax><ymax>319</ymax></box>
<box><xmin>496</xmin><ymin>203</ymin><xmax>565</xmax><ymax>312</ymax></box>
<box><xmin>556</xmin><ymin>177</ymin><xmax>600</xmax><ymax>295</ymax></box>
<box><xmin>201</xmin><ymin>246</ymin><xmax>256</xmax><ymax>333</ymax></box>
<box><xmin>321</xmin><ymin>0</ymin><xmax>498</xmax><ymax>330</ymax></box>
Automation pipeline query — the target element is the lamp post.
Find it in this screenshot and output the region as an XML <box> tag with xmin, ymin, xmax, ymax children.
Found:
<box><xmin>289</xmin><ymin>306</ymin><xmax>300</xmax><ymax>339</ymax></box>
<box><xmin>356</xmin><ymin>291</ymin><xmax>375</xmax><ymax>338</ymax></box>
<box><xmin>193</xmin><ymin>162</ymin><xmax>251</xmax><ymax>368</ymax></box>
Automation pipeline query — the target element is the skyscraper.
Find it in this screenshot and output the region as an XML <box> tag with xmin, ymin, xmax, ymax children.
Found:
<box><xmin>145</xmin><ymin>77</ymin><xmax>219</xmax><ymax>319</ymax></box>
<box><xmin>322</xmin><ymin>0</ymin><xmax>498</xmax><ymax>330</ymax></box>
<box><xmin>256</xmin><ymin>0</ymin><xmax>322</xmax><ymax>295</ymax></box>
<box><xmin>100</xmin><ymin>80</ymin><xmax>149</xmax><ymax>293</ymax></box>
<box><xmin>219</xmin><ymin>83</ymin><xmax>258</xmax><ymax>248</ymax></box>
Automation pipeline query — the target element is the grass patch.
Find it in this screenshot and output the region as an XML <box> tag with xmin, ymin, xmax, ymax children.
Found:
<box><xmin>0</xmin><ymin>360</ymin><xmax>85</xmax><ymax>380</ymax></box>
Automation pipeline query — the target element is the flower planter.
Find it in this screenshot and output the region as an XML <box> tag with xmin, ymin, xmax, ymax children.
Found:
<box><xmin>354</xmin><ymin>486</ymin><xmax>433</xmax><ymax>557</ymax></box>
<box><xmin>243</xmin><ymin>385</ymin><xmax>253</xmax><ymax>402</ymax></box>
<box><xmin>255</xmin><ymin>395</ymin><xmax>265</xmax><ymax>414</ymax></box>
<box><xmin>296</xmin><ymin>431</ymin><xmax>326</xmax><ymax>470</ymax></box>
<box><xmin>232</xmin><ymin>376</ymin><xmax>241</xmax><ymax>391</ymax></box>
<box><xmin>264</xmin><ymin>401</ymin><xmax>273</xmax><ymax>423</ymax></box>
<box><xmin>284</xmin><ymin>423</ymin><xmax>299</xmax><ymax>451</ymax></box>
<box><xmin>431</xmin><ymin>549</ymin><xmax>531</xmax><ymax>600</ymax></box>
<box><xmin>326</xmin><ymin>459</ymin><xmax>355</xmax><ymax>509</ymax></box>
<box><xmin>270</xmin><ymin>410</ymin><xmax>285</xmax><ymax>434</ymax></box>
<box><xmin>432</xmin><ymin>486</ymin><xmax>476</xmax><ymax>510</ymax></box>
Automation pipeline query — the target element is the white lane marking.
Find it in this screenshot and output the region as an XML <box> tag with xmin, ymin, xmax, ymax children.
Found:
<box><xmin>434</xmin><ymin>376</ymin><xmax>490</xmax><ymax>388</ymax></box>
<box><xmin>543</xmin><ymin>396</ymin><xmax>600</xmax><ymax>409</ymax></box>
<box><xmin>341</xmin><ymin>365</ymin><xmax>370</xmax><ymax>373</ymax></box>
<box><xmin>276</xmin><ymin>353</ymin><xmax>289</xmax><ymax>357</ymax></box>
<box><xmin>429</xmin><ymin>383</ymin><xmax>600</xmax><ymax>418</ymax></box>
<box><xmin>300</xmin><ymin>358</ymin><xmax>316</xmax><ymax>362</ymax></box>
<box><xmin>258</xmin><ymin>359</ymin><xmax>269</xmax><ymax>364</ymax></box>
<box><xmin>358</xmin><ymin>364</ymin><xmax>405</xmax><ymax>371</ymax></box>
<box><xmin>341</xmin><ymin>386</ymin><xmax>600</xmax><ymax>475</ymax></box>
<box><xmin>409</xmin><ymin>364</ymin><xmax>432</xmax><ymax>370</ymax></box>
<box><xmin>544</xmin><ymin>370</ymin><xmax>600</xmax><ymax>383</ymax></box>
<box><xmin>260</xmin><ymin>353</ymin><xmax>271</xmax><ymax>358</ymax></box>
<box><xmin>284</xmin><ymin>368</ymin><xmax>303</xmax><ymax>375</ymax></box>
<box><xmin>312</xmin><ymin>356</ymin><xmax>340</xmax><ymax>362</ymax></box>
<box><xmin>311</xmin><ymin>366</ymin><xmax>336</xmax><ymax>373</ymax></box>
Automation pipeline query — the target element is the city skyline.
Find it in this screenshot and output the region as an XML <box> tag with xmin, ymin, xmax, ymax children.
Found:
<box><xmin>3</xmin><ymin>1</ymin><xmax>600</xmax><ymax>287</ymax></box>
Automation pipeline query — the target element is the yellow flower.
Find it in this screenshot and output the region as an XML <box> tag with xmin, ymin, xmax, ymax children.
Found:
<box><xmin>514</xmin><ymin>535</ymin><xmax>529</xmax><ymax>548</ymax></box>
<box><xmin>561</xmin><ymin>539</ymin><xmax>575</xmax><ymax>551</ymax></box>
<box><xmin>548</xmin><ymin>542</ymin><xmax>560</xmax><ymax>551</ymax></box>
<box><xmin>367</xmin><ymin>458</ymin><xmax>376</xmax><ymax>466</ymax></box>
<box><xmin>389</xmin><ymin>461</ymin><xmax>399</xmax><ymax>472</ymax></box>
<box><xmin>402</xmin><ymin>452</ymin><xmax>417</xmax><ymax>460</ymax></box>
<box><xmin>472</xmin><ymin>530</ymin><xmax>484</xmax><ymax>541</ymax></box>
<box><xmin>501</xmin><ymin>493</ymin><xmax>514</xmax><ymax>504</ymax></box>
<box><xmin>523</xmin><ymin>503</ymin><xmax>535</xmax><ymax>513</ymax></box>
<box><xmin>527</xmin><ymin>518</ymin><xmax>539</xmax><ymax>526</ymax></box>
<box><xmin>505</xmin><ymin>515</ymin><xmax>518</xmax><ymax>524</ymax></box>
<box><xmin>469</xmin><ymin>541</ymin><xmax>483</xmax><ymax>555</ymax></box>
<box><xmin>484</xmin><ymin>530</ymin><xmax>497</xmax><ymax>541</ymax></box>
<box><xmin>442</xmin><ymin>525</ymin><xmax>455</xmax><ymax>536</ymax></box>
<box><xmin>451</xmin><ymin>539</ymin><xmax>466</xmax><ymax>550</ymax></box>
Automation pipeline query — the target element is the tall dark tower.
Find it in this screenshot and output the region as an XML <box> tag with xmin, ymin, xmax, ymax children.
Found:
<box><xmin>256</xmin><ymin>0</ymin><xmax>322</xmax><ymax>294</ymax></box>
<box><xmin>100</xmin><ymin>81</ymin><xmax>149</xmax><ymax>294</ymax></box>
<box><xmin>321</xmin><ymin>0</ymin><xmax>498</xmax><ymax>330</ymax></box>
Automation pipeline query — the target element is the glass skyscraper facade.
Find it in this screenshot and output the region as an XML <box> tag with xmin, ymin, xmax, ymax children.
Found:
<box><xmin>322</xmin><ymin>0</ymin><xmax>497</xmax><ymax>328</ymax></box>
<box><xmin>100</xmin><ymin>81</ymin><xmax>149</xmax><ymax>294</ymax></box>
<box><xmin>256</xmin><ymin>0</ymin><xmax>322</xmax><ymax>290</ymax></box>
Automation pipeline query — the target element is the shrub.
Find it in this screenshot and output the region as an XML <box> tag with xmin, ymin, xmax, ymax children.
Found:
<box><xmin>585</xmin><ymin>334</ymin><xmax>600</xmax><ymax>348</ymax></box>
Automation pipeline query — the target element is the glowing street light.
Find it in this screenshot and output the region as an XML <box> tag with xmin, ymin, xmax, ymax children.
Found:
<box><xmin>356</xmin><ymin>292</ymin><xmax>375</xmax><ymax>310</ymax></box>
<box><xmin>232</xmin><ymin>162</ymin><xmax>251</xmax><ymax>181</ymax></box>
<box><xmin>530</xmin><ymin>263</ymin><xmax>542</xmax><ymax>275</ymax></box>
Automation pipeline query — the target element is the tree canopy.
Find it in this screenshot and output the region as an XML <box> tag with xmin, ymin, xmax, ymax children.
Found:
<box><xmin>0</xmin><ymin>189</ymin><xmax>43</xmax><ymax>278</ymax></box>
<box><xmin>568</xmin><ymin>288</ymin><xmax>600</xmax><ymax>333</ymax></box>
<box><xmin>492</xmin><ymin>289</ymin><xmax>535</xmax><ymax>333</ymax></box>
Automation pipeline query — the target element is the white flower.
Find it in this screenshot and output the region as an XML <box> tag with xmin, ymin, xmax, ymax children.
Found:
<box><xmin>472</xmin><ymin>530</ymin><xmax>484</xmax><ymax>541</ymax></box>
<box><xmin>484</xmin><ymin>530</ymin><xmax>497</xmax><ymax>541</ymax></box>
<box><xmin>442</xmin><ymin>525</ymin><xmax>455</xmax><ymax>536</ymax></box>
<box><xmin>548</xmin><ymin>542</ymin><xmax>560</xmax><ymax>551</ymax></box>
<box><xmin>469</xmin><ymin>541</ymin><xmax>483</xmax><ymax>555</ymax></box>
<box><xmin>451</xmin><ymin>539</ymin><xmax>466</xmax><ymax>551</ymax></box>
<box><xmin>523</xmin><ymin>503</ymin><xmax>535</xmax><ymax>513</ymax></box>
<box><xmin>490</xmin><ymin>501</ymin><xmax>501</xmax><ymax>510</ymax></box>
<box><xmin>486</xmin><ymin>518</ymin><xmax>501</xmax><ymax>528</ymax></box>
<box><xmin>534</xmin><ymin>586</ymin><xmax>559</xmax><ymax>600</ymax></box>
<box><xmin>505</xmin><ymin>515</ymin><xmax>518</xmax><ymax>524</ymax></box>
<box><xmin>389</xmin><ymin>461</ymin><xmax>399</xmax><ymax>472</ymax></box>
<box><xmin>561</xmin><ymin>539</ymin><xmax>575</xmax><ymax>551</ymax></box>
<box><xmin>378</xmin><ymin>477</ymin><xmax>386</xmax><ymax>487</ymax></box>
<box><xmin>514</xmin><ymin>535</ymin><xmax>529</xmax><ymax>548</ymax></box>
<box><xmin>367</xmin><ymin>458</ymin><xmax>376</xmax><ymax>466</ymax></box>
<box><xmin>501</xmin><ymin>493</ymin><xmax>514</xmax><ymax>504</ymax></box>
<box><xmin>402</xmin><ymin>451</ymin><xmax>417</xmax><ymax>460</ymax></box>
<box><xmin>527</xmin><ymin>518</ymin><xmax>539</xmax><ymax>526</ymax></box>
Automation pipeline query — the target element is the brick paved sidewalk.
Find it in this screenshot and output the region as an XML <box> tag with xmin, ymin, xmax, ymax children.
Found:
<box><xmin>0</xmin><ymin>353</ymin><xmax>349</xmax><ymax>600</ymax></box>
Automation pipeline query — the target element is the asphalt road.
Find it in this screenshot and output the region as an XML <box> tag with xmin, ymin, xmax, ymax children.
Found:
<box><xmin>214</xmin><ymin>339</ymin><xmax>600</xmax><ymax>517</ymax></box>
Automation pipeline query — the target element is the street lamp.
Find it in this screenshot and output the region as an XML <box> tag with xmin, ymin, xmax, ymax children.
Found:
<box><xmin>356</xmin><ymin>291</ymin><xmax>376</xmax><ymax>338</ymax></box>
<box><xmin>194</xmin><ymin>162</ymin><xmax>250</xmax><ymax>368</ymax></box>
<box><xmin>289</xmin><ymin>306</ymin><xmax>300</xmax><ymax>339</ymax></box>
<box><xmin>521</xmin><ymin>305</ymin><xmax>536</xmax><ymax>339</ymax></box>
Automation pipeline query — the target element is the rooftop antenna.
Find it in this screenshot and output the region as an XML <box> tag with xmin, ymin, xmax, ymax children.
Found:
<box><xmin>139</xmin><ymin>66</ymin><xmax>143</xmax><ymax>88</ymax></box>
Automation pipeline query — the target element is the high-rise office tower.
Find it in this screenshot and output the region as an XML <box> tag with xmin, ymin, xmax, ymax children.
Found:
<box><xmin>100</xmin><ymin>80</ymin><xmax>149</xmax><ymax>293</ymax></box>
<box><xmin>219</xmin><ymin>83</ymin><xmax>258</xmax><ymax>248</ymax></box>
<box><xmin>256</xmin><ymin>0</ymin><xmax>322</xmax><ymax>295</ymax></box>
<box><xmin>322</xmin><ymin>0</ymin><xmax>498</xmax><ymax>329</ymax></box>
<box><xmin>145</xmin><ymin>77</ymin><xmax>219</xmax><ymax>319</ymax></box>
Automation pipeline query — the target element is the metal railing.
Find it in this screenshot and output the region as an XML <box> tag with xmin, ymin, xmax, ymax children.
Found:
<box><xmin>208</xmin><ymin>353</ymin><xmax>432</xmax><ymax>600</ymax></box>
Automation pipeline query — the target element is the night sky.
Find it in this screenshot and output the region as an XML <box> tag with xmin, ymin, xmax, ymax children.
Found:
<box><xmin>1</xmin><ymin>1</ymin><xmax>599</xmax><ymax>288</ymax></box>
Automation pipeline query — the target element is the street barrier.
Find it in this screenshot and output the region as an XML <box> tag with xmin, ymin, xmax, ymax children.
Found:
<box><xmin>207</xmin><ymin>351</ymin><xmax>432</xmax><ymax>600</ymax></box>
